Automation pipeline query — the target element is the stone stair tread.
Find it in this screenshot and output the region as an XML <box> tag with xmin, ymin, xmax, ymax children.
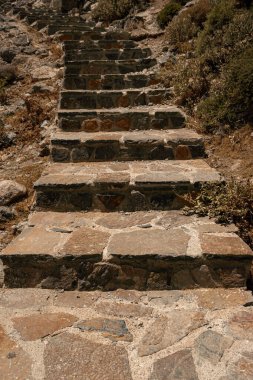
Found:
<box><xmin>58</xmin><ymin>105</ymin><xmax>183</xmax><ymax>114</ymax></box>
<box><xmin>65</xmin><ymin>58</ymin><xmax>155</xmax><ymax>64</ymax></box>
<box><xmin>52</xmin><ymin>129</ymin><xmax>202</xmax><ymax>143</ymax></box>
<box><xmin>63</xmin><ymin>40</ymin><xmax>137</xmax><ymax>49</ymax></box>
<box><xmin>35</xmin><ymin>160</ymin><xmax>221</xmax><ymax>188</ymax></box>
<box><xmin>61</xmin><ymin>88</ymin><xmax>166</xmax><ymax>94</ymax></box>
<box><xmin>1</xmin><ymin>211</ymin><xmax>252</xmax><ymax>289</ymax></box>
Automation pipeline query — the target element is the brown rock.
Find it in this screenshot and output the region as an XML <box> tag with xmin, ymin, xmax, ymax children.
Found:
<box><xmin>95</xmin><ymin>301</ymin><xmax>153</xmax><ymax>318</ymax></box>
<box><xmin>149</xmin><ymin>349</ymin><xmax>199</xmax><ymax>380</ymax></box>
<box><xmin>0</xmin><ymin>180</ymin><xmax>27</xmax><ymax>206</ymax></box>
<box><xmin>138</xmin><ymin>311</ymin><xmax>205</xmax><ymax>356</ymax></box>
<box><xmin>100</xmin><ymin>118</ymin><xmax>114</xmax><ymax>130</ymax></box>
<box><xmin>54</xmin><ymin>291</ymin><xmax>100</xmax><ymax>308</ymax></box>
<box><xmin>226</xmin><ymin>351</ymin><xmax>253</xmax><ymax>380</ymax></box>
<box><xmin>75</xmin><ymin>318</ymin><xmax>133</xmax><ymax>342</ymax></box>
<box><xmin>117</xmin><ymin>118</ymin><xmax>131</xmax><ymax>131</ymax></box>
<box><xmin>60</xmin><ymin>227</ymin><xmax>110</xmax><ymax>257</ymax></box>
<box><xmin>0</xmin><ymin>289</ymin><xmax>51</xmax><ymax>309</ymax></box>
<box><xmin>96</xmin><ymin>194</ymin><xmax>125</xmax><ymax>210</ymax></box>
<box><xmin>108</xmin><ymin>229</ymin><xmax>189</xmax><ymax>259</ymax></box>
<box><xmin>118</xmin><ymin>95</ymin><xmax>130</xmax><ymax>107</ymax></box>
<box><xmin>44</xmin><ymin>333</ymin><xmax>133</xmax><ymax>380</ymax></box>
<box><xmin>12</xmin><ymin>313</ymin><xmax>77</xmax><ymax>341</ymax></box>
<box><xmin>82</xmin><ymin>119</ymin><xmax>99</xmax><ymax>132</ymax></box>
<box><xmin>2</xmin><ymin>226</ymin><xmax>68</xmax><ymax>256</ymax></box>
<box><xmin>227</xmin><ymin>311</ymin><xmax>253</xmax><ymax>340</ymax></box>
<box><xmin>174</xmin><ymin>145</ymin><xmax>192</xmax><ymax>160</ymax></box>
<box><xmin>0</xmin><ymin>325</ymin><xmax>32</xmax><ymax>379</ymax></box>
<box><xmin>194</xmin><ymin>330</ymin><xmax>233</xmax><ymax>365</ymax></box>
<box><xmin>194</xmin><ymin>289</ymin><xmax>253</xmax><ymax>310</ymax></box>
<box><xmin>200</xmin><ymin>234</ymin><xmax>253</xmax><ymax>257</ymax></box>
<box><xmin>96</xmin><ymin>211</ymin><xmax>157</xmax><ymax>229</ymax></box>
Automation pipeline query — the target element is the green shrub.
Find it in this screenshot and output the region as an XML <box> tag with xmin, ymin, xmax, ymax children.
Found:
<box><xmin>92</xmin><ymin>0</ymin><xmax>148</xmax><ymax>22</ymax></box>
<box><xmin>184</xmin><ymin>180</ymin><xmax>253</xmax><ymax>248</ymax></box>
<box><xmin>166</xmin><ymin>0</ymin><xmax>212</xmax><ymax>50</ymax></box>
<box><xmin>197</xmin><ymin>0</ymin><xmax>237</xmax><ymax>54</ymax></box>
<box><xmin>198</xmin><ymin>46</ymin><xmax>253</xmax><ymax>129</ymax></box>
<box><xmin>157</xmin><ymin>1</ymin><xmax>182</xmax><ymax>29</ymax></box>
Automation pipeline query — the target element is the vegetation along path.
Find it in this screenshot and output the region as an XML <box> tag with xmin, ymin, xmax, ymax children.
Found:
<box><xmin>0</xmin><ymin>1</ymin><xmax>253</xmax><ymax>379</ymax></box>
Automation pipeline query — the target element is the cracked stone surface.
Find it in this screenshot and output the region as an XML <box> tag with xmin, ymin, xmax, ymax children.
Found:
<box><xmin>0</xmin><ymin>288</ymin><xmax>252</xmax><ymax>380</ymax></box>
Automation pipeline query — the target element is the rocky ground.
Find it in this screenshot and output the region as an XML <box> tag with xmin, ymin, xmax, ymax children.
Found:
<box><xmin>0</xmin><ymin>288</ymin><xmax>253</xmax><ymax>379</ymax></box>
<box><xmin>0</xmin><ymin>11</ymin><xmax>62</xmax><ymax>248</ymax></box>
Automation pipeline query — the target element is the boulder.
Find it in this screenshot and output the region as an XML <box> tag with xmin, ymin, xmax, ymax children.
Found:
<box><xmin>0</xmin><ymin>180</ymin><xmax>27</xmax><ymax>206</ymax></box>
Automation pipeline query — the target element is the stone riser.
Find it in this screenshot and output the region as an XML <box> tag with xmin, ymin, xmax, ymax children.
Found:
<box><xmin>64</xmin><ymin>59</ymin><xmax>156</xmax><ymax>75</ymax></box>
<box><xmin>58</xmin><ymin>109</ymin><xmax>185</xmax><ymax>132</ymax></box>
<box><xmin>60</xmin><ymin>89</ymin><xmax>170</xmax><ymax>109</ymax></box>
<box><xmin>64</xmin><ymin>40</ymin><xmax>137</xmax><ymax>50</ymax></box>
<box><xmin>2</xmin><ymin>256</ymin><xmax>251</xmax><ymax>291</ymax></box>
<box><xmin>63</xmin><ymin>74</ymin><xmax>159</xmax><ymax>90</ymax></box>
<box><xmin>64</xmin><ymin>48</ymin><xmax>151</xmax><ymax>61</ymax></box>
<box><xmin>35</xmin><ymin>186</ymin><xmax>200</xmax><ymax>212</ymax></box>
<box><xmin>51</xmin><ymin>139</ymin><xmax>205</xmax><ymax>162</ymax></box>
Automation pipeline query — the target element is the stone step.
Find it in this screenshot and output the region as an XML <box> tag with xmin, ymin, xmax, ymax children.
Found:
<box><xmin>64</xmin><ymin>48</ymin><xmax>152</xmax><ymax>61</ymax></box>
<box><xmin>1</xmin><ymin>211</ymin><xmax>252</xmax><ymax>290</ymax></box>
<box><xmin>58</xmin><ymin>106</ymin><xmax>186</xmax><ymax>131</ymax></box>
<box><xmin>64</xmin><ymin>58</ymin><xmax>156</xmax><ymax>75</ymax></box>
<box><xmin>60</xmin><ymin>89</ymin><xmax>170</xmax><ymax>109</ymax></box>
<box><xmin>63</xmin><ymin>73</ymin><xmax>159</xmax><ymax>90</ymax></box>
<box><xmin>48</xmin><ymin>25</ymin><xmax>103</xmax><ymax>35</ymax></box>
<box><xmin>63</xmin><ymin>40</ymin><xmax>137</xmax><ymax>50</ymax></box>
<box><xmin>31</xmin><ymin>20</ymin><xmax>96</xmax><ymax>31</ymax></box>
<box><xmin>19</xmin><ymin>11</ymin><xmax>95</xmax><ymax>25</ymax></box>
<box><xmin>59</xmin><ymin>30</ymin><xmax>131</xmax><ymax>42</ymax></box>
<box><xmin>51</xmin><ymin>129</ymin><xmax>205</xmax><ymax>162</ymax></box>
<box><xmin>34</xmin><ymin>160</ymin><xmax>221</xmax><ymax>212</ymax></box>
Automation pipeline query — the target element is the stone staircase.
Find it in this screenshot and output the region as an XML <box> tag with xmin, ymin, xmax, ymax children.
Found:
<box><xmin>1</xmin><ymin>7</ymin><xmax>252</xmax><ymax>291</ymax></box>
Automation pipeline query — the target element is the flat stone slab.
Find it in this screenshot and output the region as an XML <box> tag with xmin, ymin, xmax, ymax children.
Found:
<box><xmin>12</xmin><ymin>313</ymin><xmax>77</xmax><ymax>341</ymax></box>
<box><xmin>35</xmin><ymin>160</ymin><xmax>220</xmax><ymax>186</ymax></box>
<box><xmin>44</xmin><ymin>333</ymin><xmax>133</xmax><ymax>380</ymax></box>
<box><xmin>0</xmin><ymin>288</ymin><xmax>253</xmax><ymax>380</ymax></box>
<box><xmin>1</xmin><ymin>211</ymin><xmax>252</xmax><ymax>290</ymax></box>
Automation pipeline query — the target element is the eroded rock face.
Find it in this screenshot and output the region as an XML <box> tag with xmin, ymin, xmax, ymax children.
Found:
<box><xmin>44</xmin><ymin>332</ymin><xmax>133</xmax><ymax>380</ymax></box>
<box><xmin>0</xmin><ymin>180</ymin><xmax>27</xmax><ymax>206</ymax></box>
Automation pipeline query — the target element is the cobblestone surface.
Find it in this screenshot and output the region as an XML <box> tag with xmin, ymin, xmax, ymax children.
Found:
<box><xmin>0</xmin><ymin>288</ymin><xmax>253</xmax><ymax>380</ymax></box>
